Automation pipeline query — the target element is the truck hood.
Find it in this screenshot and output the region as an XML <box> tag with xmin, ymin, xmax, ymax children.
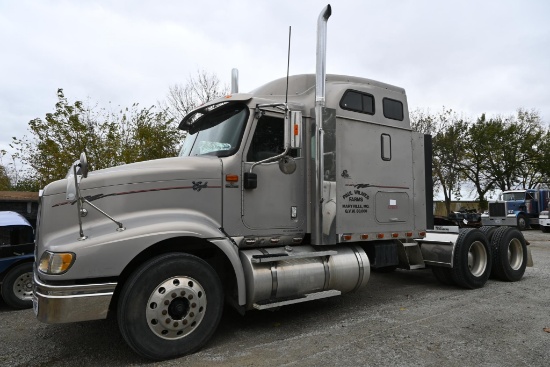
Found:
<box><xmin>43</xmin><ymin>156</ymin><xmax>222</xmax><ymax>196</ymax></box>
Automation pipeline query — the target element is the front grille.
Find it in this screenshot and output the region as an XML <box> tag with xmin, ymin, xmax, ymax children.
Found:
<box><xmin>489</xmin><ymin>202</ymin><xmax>506</xmax><ymax>217</ymax></box>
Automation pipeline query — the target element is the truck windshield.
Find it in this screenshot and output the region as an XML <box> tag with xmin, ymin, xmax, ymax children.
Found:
<box><xmin>502</xmin><ymin>192</ymin><xmax>526</xmax><ymax>201</ymax></box>
<box><xmin>179</xmin><ymin>103</ymin><xmax>249</xmax><ymax>157</ymax></box>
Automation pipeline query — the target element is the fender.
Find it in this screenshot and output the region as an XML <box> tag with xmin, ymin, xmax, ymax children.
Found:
<box><xmin>0</xmin><ymin>254</ymin><xmax>34</xmax><ymax>277</ymax></box>
<box><xmin>38</xmin><ymin>208</ymin><xmax>246</xmax><ymax>295</ymax></box>
<box><xmin>209</xmin><ymin>238</ymin><xmax>246</xmax><ymax>305</ymax></box>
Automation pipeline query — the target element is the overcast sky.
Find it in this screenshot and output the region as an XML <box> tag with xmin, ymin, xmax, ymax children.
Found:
<box><xmin>1</xmin><ymin>0</ymin><xmax>549</xmax><ymax>158</ymax></box>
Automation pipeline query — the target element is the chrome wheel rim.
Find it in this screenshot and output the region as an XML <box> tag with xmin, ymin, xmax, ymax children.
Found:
<box><xmin>467</xmin><ymin>241</ymin><xmax>488</xmax><ymax>277</ymax></box>
<box><xmin>13</xmin><ymin>271</ymin><xmax>33</xmax><ymax>301</ymax></box>
<box><xmin>507</xmin><ymin>238</ymin><xmax>523</xmax><ymax>270</ymax></box>
<box><xmin>146</xmin><ymin>276</ymin><xmax>207</xmax><ymax>340</ymax></box>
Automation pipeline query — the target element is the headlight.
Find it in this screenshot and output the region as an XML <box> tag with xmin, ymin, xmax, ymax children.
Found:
<box><xmin>540</xmin><ymin>211</ymin><xmax>549</xmax><ymax>219</ymax></box>
<box><xmin>38</xmin><ymin>251</ymin><xmax>76</xmax><ymax>274</ymax></box>
<box><xmin>508</xmin><ymin>210</ymin><xmax>514</xmax><ymax>214</ymax></box>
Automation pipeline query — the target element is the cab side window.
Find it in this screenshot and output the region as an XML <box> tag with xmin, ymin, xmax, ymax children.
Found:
<box><xmin>247</xmin><ymin>115</ymin><xmax>285</xmax><ymax>162</ymax></box>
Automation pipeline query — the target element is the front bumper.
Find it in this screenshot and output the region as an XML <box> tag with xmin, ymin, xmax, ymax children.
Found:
<box><xmin>33</xmin><ymin>271</ymin><xmax>116</xmax><ymax>323</ymax></box>
<box><xmin>481</xmin><ymin>215</ymin><xmax>517</xmax><ymax>227</ymax></box>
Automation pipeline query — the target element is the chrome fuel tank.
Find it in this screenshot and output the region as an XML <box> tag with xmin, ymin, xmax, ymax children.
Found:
<box><xmin>240</xmin><ymin>245</ymin><xmax>370</xmax><ymax>309</ymax></box>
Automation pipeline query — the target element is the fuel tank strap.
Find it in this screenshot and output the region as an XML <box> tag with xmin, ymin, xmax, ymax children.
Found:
<box><xmin>351</xmin><ymin>246</ymin><xmax>365</xmax><ymax>292</ymax></box>
<box><xmin>259</xmin><ymin>248</ymin><xmax>278</xmax><ymax>299</ymax></box>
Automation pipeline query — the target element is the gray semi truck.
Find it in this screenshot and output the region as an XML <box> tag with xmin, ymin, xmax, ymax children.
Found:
<box><xmin>32</xmin><ymin>5</ymin><xmax>531</xmax><ymax>361</ymax></box>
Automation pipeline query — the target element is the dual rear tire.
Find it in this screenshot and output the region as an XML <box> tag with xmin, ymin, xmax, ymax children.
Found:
<box><xmin>490</xmin><ymin>226</ymin><xmax>527</xmax><ymax>281</ymax></box>
<box><xmin>432</xmin><ymin>227</ymin><xmax>528</xmax><ymax>288</ymax></box>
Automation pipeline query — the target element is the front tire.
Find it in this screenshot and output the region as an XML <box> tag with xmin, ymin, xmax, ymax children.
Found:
<box><xmin>1</xmin><ymin>262</ymin><xmax>34</xmax><ymax>309</ymax></box>
<box><xmin>117</xmin><ymin>253</ymin><xmax>224</xmax><ymax>361</ymax></box>
<box><xmin>490</xmin><ymin>226</ymin><xmax>527</xmax><ymax>281</ymax></box>
<box><xmin>517</xmin><ymin>214</ymin><xmax>528</xmax><ymax>231</ymax></box>
<box><xmin>450</xmin><ymin>228</ymin><xmax>492</xmax><ymax>289</ymax></box>
<box><xmin>542</xmin><ymin>226</ymin><xmax>549</xmax><ymax>233</ymax></box>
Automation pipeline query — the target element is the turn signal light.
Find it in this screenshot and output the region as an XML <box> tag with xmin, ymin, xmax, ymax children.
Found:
<box><xmin>225</xmin><ymin>174</ymin><xmax>239</xmax><ymax>182</ymax></box>
<box><xmin>38</xmin><ymin>251</ymin><xmax>75</xmax><ymax>274</ymax></box>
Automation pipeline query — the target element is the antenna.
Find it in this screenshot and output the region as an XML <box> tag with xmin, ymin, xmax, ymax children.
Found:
<box><xmin>285</xmin><ymin>26</ymin><xmax>292</xmax><ymax>105</ymax></box>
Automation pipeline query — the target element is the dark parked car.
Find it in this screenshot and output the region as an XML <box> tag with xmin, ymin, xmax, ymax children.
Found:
<box><xmin>0</xmin><ymin>211</ymin><xmax>34</xmax><ymax>309</ymax></box>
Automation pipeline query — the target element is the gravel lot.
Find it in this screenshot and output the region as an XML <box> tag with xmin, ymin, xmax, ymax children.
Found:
<box><xmin>1</xmin><ymin>230</ymin><xmax>549</xmax><ymax>367</ymax></box>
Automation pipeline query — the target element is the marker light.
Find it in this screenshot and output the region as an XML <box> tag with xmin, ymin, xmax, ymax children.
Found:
<box><xmin>39</xmin><ymin>251</ymin><xmax>75</xmax><ymax>274</ymax></box>
<box><xmin>225</xmin><ymin>174</ymin><xmax>239</xmax><ymax>182</ymax></box>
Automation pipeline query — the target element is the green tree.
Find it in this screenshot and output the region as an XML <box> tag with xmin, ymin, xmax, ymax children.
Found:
<box><xmin>0</xmin><ymin>164</ymin><xmax>10</xmax><ymax>190</ymax></box>
<box><xmin>160</xmin><ymin>69</ymin><xmax>228</xmax><ymax>122</ymax></box>
<box><xmin>483</xmin><ymin>109</ymin><xmax>545</xmax><ymax>191</ymax></box>
<box><xmin>412</xmin><ymin>108</ymin><xmax>467</xmax><ymax>216</ymax></box>
<box><xmin>535</xmin><ymin>129</ymin><xmax>550</xmax><ymax>184</ymax></box>
<box><xmin>12</xmin><ymin>89</ymin><xmax>180</xmax><ymax>190</ymax></box>
<box><xmin>513</xmin><ymin>109</ymin><xmax>546</xmax><ymax>189</ymax></box>
<box><xmin>459</xmin><ymin>114</ymin><xmax>497</xmax><ymax>211</ymax></box>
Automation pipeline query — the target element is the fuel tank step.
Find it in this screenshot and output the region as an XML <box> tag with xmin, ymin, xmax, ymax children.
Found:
<box><xmin>252</xmin><ymin>289</ymin><xmax>341</xmax><ymax>310</ymax></box>
<box><xmin>251</xmin><ymin>250</ymin><xmax>337</xmax><ymax>263</ymax></box>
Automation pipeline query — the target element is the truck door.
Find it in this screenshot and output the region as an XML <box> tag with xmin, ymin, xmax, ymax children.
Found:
<box><xmin>241</xmin><ymin>113</ymin><xmax>306</xmax><ymax>230</ymax></box>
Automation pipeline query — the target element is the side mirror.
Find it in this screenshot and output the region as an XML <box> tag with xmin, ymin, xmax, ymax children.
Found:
<box><xmin>79</xmin><ymin>152</ymin><xmax>89</xmax><ymax>178</ymax></box>
<box><xmin>66</xmin><ymin>152</ymin><xmax>88</xmax><ymax>200</ymax></box>
<box><xmin>284</xmin><ymin>111</ymin><xmax>302</xmax><ymax>150</ymax></box>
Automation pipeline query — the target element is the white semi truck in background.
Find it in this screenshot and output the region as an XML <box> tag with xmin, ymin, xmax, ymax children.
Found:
<box><xmin>32</xmin><ymin>5</ymin><xmax>531</xmax><ymax>361</ymax></box>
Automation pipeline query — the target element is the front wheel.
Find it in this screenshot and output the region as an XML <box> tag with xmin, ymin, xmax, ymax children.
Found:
<box><xmin>517</xmin><ymin>214</ymin><xmax>528</xmax><ymax>231</ymax></box>
<box><xmin>450</xmin><ymin>228</ymin><xmax>492</xmax><ymax>289</ymax></box>
<box><xmin>542</xmin><ymin>226</ymin><xmax>549</xmax><ymax>233</ymax></box>
<box><xmin>117</xmin><ymin>253</ymin><xmax>224</xmax><ymax>361</ymax></box>
<box><xmin>1</xmin><ymin>262</ymin><xmax>34</xmax><ymax>309</ymax></box>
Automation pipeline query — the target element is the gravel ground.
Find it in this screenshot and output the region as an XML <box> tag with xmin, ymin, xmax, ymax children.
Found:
<box><xmin>1</xmin><ymin>230</ymin><xmax>549</xmax><ymax>367</ymax></box>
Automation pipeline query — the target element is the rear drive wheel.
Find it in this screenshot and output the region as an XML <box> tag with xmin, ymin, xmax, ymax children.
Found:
<box><xmin>1</xmin><ymin>262</ymin><xmax>34</xmax><ymax>309</ymax></box>
<box><xmin>517</xmin><ymin>214</ymin><xmax>528</xmax><ymax>231</ymax></box>
<box><xmin>480</xmin><ymin>226</ymin><xmax>497</xmax><ymax>243</ymax></box>
<box><xmin>490</xmin><ymin>226</ymin><xmax>527</xmax><ymax>281</ymax></box>
<box><xmin>450</xmin><ymin>228</ymin><xmax>491</xmax><ymax>289</ymax></box>
<box><xmin>117</xmin><ymin>253</ymin><xmax>224</xmax><ymax>361</ymax></box>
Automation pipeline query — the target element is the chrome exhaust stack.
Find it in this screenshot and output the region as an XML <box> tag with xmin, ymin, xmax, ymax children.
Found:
<box><xmin>315</xmin><ymin>4</ymin><xmax>331</xmax><ymax>107</ymax></box>
<box><xmin>314</xmin><ymin>4</ymin><xmax>331</xmax><ymax>245</ymax></box>
<box><xmin>231</xmin><ymin>68</ymin><xmax>239</xmax><ymax>93</ymax></box>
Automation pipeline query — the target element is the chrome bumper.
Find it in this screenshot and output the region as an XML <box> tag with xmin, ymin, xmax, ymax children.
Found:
<box><xmin>33</xmin><ymin>271</ymin><xmax>117</xmax><ymax>323</ymax></box>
